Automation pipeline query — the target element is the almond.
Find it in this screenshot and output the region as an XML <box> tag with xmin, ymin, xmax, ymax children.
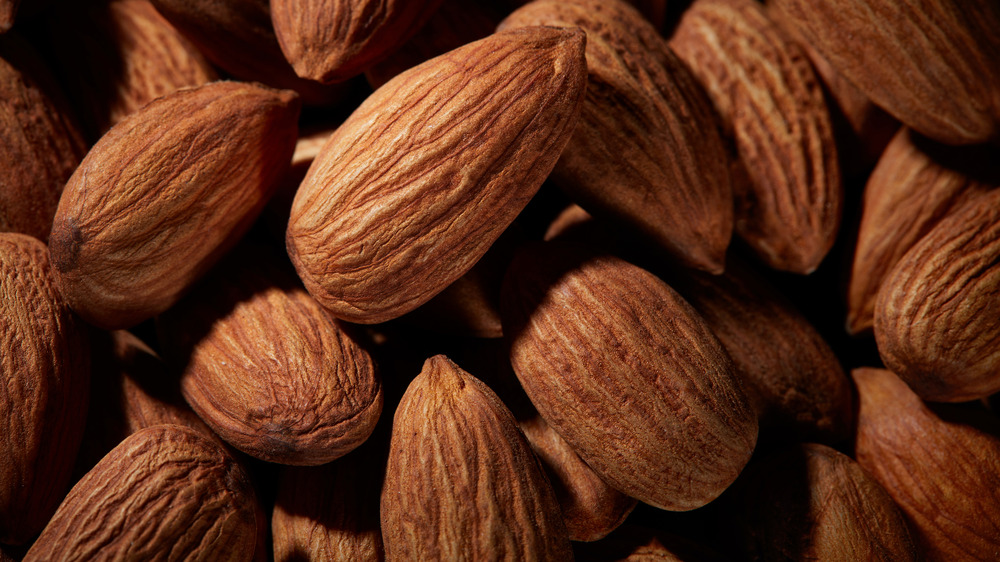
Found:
<box><xmin>49</xmin><ymin>81</ymin><xmax>300</xmax><ymax>329</ymax></box>
<box><xmin>286</xmin><ymin>27</ymin><xmax>587</xmax><ymax>324</ymax></box>
<box><xmin>501</xmin><ymin>241</ymin><xmax>757</xmax><ymax>510</ymax></box>
<box><xmin>671</xmin><ymin>0</ymin><xmax>842</xmax><ymax>274</ymax></box>
<box><xmin>500</xmin><ymin>0</ymin><xmax>735</xmax><ymax>273</ymax></box>
<box><xmin>381</xmin><ymin>355</ymin><xmax>572</xmax><ymax>560</ymax></box>
<box><xmin>24</xmin><ymin>425</ymin><xmax>258</xmax><ymax>561</ymax></box>
<box><xmin>0</xmin><ymin>1</ymin><xmax>16</xmax><ymax>31</ymax></box>
<box><xmin>0</xmin><ymin>233</ymin><xmax>90</xmax><ymax>545</ymax></box>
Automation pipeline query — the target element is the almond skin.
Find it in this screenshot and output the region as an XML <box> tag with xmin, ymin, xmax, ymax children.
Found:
<box><xmin>501</xmin><ymin>0</ymin><xmax>735</xmax><ymax>274</ymax></box>
<box><xmin>854</xmin><ymin>367</ymin><xmax>1000</xmax><ymax>560</ymax></box>
<box><xmin>0</xmin><ymin>233</ymin><xmax>90</xmax><ymax>545</ymax></box>
<box><xmin>286</xmin><ymin>27</ymin><xmax>587</xmax><ymax>324</ymax></box>
<box><xmin>671</xmin><ymin>0</ymin><xmax>842</xmax><ymax>274</ymax></box>
<box><xmin>49</xmin><ymin>81</ymin><xmax>300</xmax><ymax>330</ymax></box>
<box><xmin>874</xmin><ymin>187</ymin><xmax>1000</xmax><ymax>402</ymax></box>
<box><xmin>271</xmin><ymin>0</ymin><xmax>444</xmax><ymax>83</ymax></box>
<box><xmin>501</xmin><ymin>242</ymin><xmax>758</xmax><ymax>510</ymax></box>
<box><xmin>24</xmin><ymin>425</ymin><xmax>258</xmax><ymax>562</ymax></box>
<box><xmin>0</xmin><ymin>1</ymin><xmax>17</xmax><ymax>31</ymax></box>
<box><xmin>381</xmin><ymin>355</ymin><xmax>572</xmax><ymax>560</ymax></box>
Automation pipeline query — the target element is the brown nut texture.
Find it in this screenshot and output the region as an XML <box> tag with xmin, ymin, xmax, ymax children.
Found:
<box><xmin>24</xmin><ymin>424</ymin><xmax>259</xmax><ymax>562</ymax></box>
<box><xmin>286</xmin><ymin>26</ymin><xmax>587</xmax><ymax>324</ymax></box>
<box><xmin>501</xmin><ymin>242</ymin><xmax>758</xmax><ymax>511</ymax></box>
<box><xmin>49</xmin><ymin>81</ymin><xmax>300</xmax><ymax>330</ymax></box>
<box><xmin>381</xmin><ymin>355</ymin><xmax>572</xmax><ymax>560</ymax></box>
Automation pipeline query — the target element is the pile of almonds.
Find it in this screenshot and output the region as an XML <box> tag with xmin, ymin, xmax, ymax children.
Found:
<box><xmin>2</xmin><ymin>0</ymin><xmax>999</xmax><ymax>559</ymax></box>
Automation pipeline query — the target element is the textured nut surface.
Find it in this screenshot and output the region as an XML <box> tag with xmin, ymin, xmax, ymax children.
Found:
<box><xmin>0</xmin><ymin>0</ymin><xmax>17</xmax><ymax>31</ymax></box>
<box><xmin>49</xmin><ymin>81</ymin><xmax>300</xmax><ymax>329</ymax></box>
<box><xmin>501</xmin><ymin>242</ymin><xmax>757</xmax><ymax>510</ymax></box>
<box><xmin>0</xmin><ymin>233</ymin><xmax>90</xmax><ymax>545</ymax></box>
<box><xmin>381</xmin><ymin>355</ymin><xmax>572</xmax><ymax>560</ymax></box>
<box><xmin>501</xmin><ymin>0</ymin><xmax>734</xmax><ymax>273</ymax></box>
<box><xmin>24</xmin><ymin>425</ymin><xmax>258</xmax><ymax>562</ymax></box>
<box><xmin>286</xmin><ymin>26</ymin><xmax>587</xmax><ymax>324</ymax></box>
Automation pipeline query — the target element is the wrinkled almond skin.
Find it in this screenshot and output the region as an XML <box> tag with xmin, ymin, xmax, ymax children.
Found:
<box><xmin>49</xmin><ymin>81</ymin><xmax>300</xmax><ymax>330</ymax></box>
<box><xmin>24</xmin><ymin>425</ymin><xmax>258</xmax><ymax>562</ymax></box>
<box><xmin>159</xmin><ymin>249</ymin><xmax>382</xmax><ymax>466</ymax></box>
<box><xmin>770</xmin><ymin>0</ymin><xmax>1000</xmax><ymax>145</ymax></box>
<box><xmin>875</xmin><ymin>187</ymin><xmax>1000</xmax><ymax>402</ymax></box>
<box><xmin>271</xmin><ymin>0</ymin><xmax>443</xmax><ymax>83</ymax></box>
<box><xmin>0</xmin><ymin>33</ymin><xmax>87</xmax><ymax>243</ymax></box>
<box><xmin>0</xmin><ymin>233</ymin><xmax>90</xmax><ymax>545</ymax></box>
<box><xmin>501</xmin><ymin>0</ymin><xmax>734</xmax><ymax>274</ymax></box>
<box><xmin>381</xmin><ymin>355</ymin><xmax>572</xmax><ymax>560</ymax></box>
<box><xmin>848</xmin><ymin>128</ymin><xmax>995</xmax><ymax>335</ymax></box>
<box><xmin>286</xmin><ymin>27</ymin><xmax>587</xmax><ymax>324</ymax></box>
<box><xmin>735</xmin><ymin>443</ymin><xmax>919</xmax><ymax>561</ymax></box>
<box><xmin>671</xmin><ymin>0</ymin><xmax>842</xmax><ymax>274</ymax></box>
<box><xmin>854</xmin><ymin>367</ymin><xmax>1000</xmax><ymax>560</ymax></box>
<box><xmin>501</xmin><ymin>242</ymin><xmax>758</xmax><ymax>510</ymax></box>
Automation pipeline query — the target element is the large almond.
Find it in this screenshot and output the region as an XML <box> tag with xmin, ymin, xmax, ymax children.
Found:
<box><xmin>49</xmin><ymin>81</ymin><xmax>300</xmax><ymax>330</ymax></box>
<box><xmin>286</xmin><ymin>27</ymin><xmax>587</xmax><ymax>324</ymax></box>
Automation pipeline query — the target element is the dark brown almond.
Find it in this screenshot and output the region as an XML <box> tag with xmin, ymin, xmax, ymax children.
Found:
<box><xmin>501</xmin><ymin>0</ymin><xmax>735</xmax><ymax>273</ymax></box>
<box><xmin>671</xmin><ymin>0</ymin><xmax>842</xmax><ymax>274</ymax></box>
<box><xmin>0</xmin><ymin>1</ymin><xmax>17</xmax><ymax>32</ymax></box>
<box><xmin>49</xmin><ymin>81</ymin><xmax>300</xmax><ymax>330</ymax></box>
<box><xmin>381</xmin><ymin>355</ymin><xmax>572</xmax><ymax>560</ymax></box>
<box><xmin>286</xmin><ymin>27</ymin><xmax>587</xmax><ymax>324</ymax></box>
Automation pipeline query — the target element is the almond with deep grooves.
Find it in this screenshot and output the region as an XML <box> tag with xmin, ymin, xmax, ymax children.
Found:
<box><xmin>0</xmin><ymin>233</ymin><xmax>90</xmax><ymax>545</ymax></box>
<box><xmin>286</xmin><ymin>27</ymin><xmax>587</xmax><ymax>324</ymax></box>
<box><xmin>49</xmin><ymin>81</ymin><xmax>300</xmax><ymax>330</ymax></box>
<box><xmin>500</xmin><ymin>0</ymin><xmax>734</xmax><ymax>274</ymax></box>
<box><xmin>501</xmin><ymin>242</ymin><xmax>758</xmax><ymax>510</ymax></box>
<box><xmin>874</xmin><ymin>187</ymin><xmax>1000</xmax><ymax>402</ymax></box>
<box><xmin>381</xmin><ymin>355</ymin><xmax>572</xmax><ymax>560</ymax></box>
<box><xmin>671</xmin><ymin>0</ymin><xmax>842</xmax><ymax>274</ymax></box>
<box><xmin>853</xmin><ymin>367</ymin><xmax>1000</xmax><ymax>560</ymax></box>
<box><xmin>24</xmin><ymin>424</ymin><xmax>258</xmax><ymax>562</ymax></box>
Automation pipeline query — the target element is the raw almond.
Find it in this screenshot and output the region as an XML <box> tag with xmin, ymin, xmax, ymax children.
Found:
<box><xmin>286</xmin><ymin>26</ymin><xmax>587</xmax><ymax>324</ymax></box>
<box><xmin>0</xmin><ymin>1</ymin><xmax>15</xmax><ymax>31</ymax></box>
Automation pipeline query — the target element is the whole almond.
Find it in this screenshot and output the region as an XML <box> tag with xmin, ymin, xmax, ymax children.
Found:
<box><xmin>875</xmin><ymin>187</ymin><xmax>1000</xmax><ymax>402</ymax></box>
<box><xmin>671</xmin><ymin>0</ymin><xmax>842</xmax><ymax>274</ymax></box>
<box><xmin>0</xmin><ymin>1</ymin><xmax>15</xmax><ymax>31</ymax></box>
<box><xmin>286</xmin><ymin>27</ymin><xmax>586</xmax><ymax>324</ymax></box>
<box><xmin>501</xmin><ymin>242</ymin><xmax>757</xmax><ymax>510</ymax></box>
<box><xmin>381</xmin><ymin>355</ymin><xmax>572</xmax><ymax>560</ymax></box>
<box><xmin>501</xmin><ymin>0</ymin><xmax>735</xmax><ymax>273</ymax></box>
<box><xmin>49</xmin><ymin>81</ymin><xmax>300</xmax><ymax>330</ymax></box>
<box><xmin>24</xmin><ymin>425</ymin><xmax>258</xmax><ymax>561</ymax></box>
<box><xmin>0</xmin><ymin>233</ymin><xmax>90</xmax><ymax>545</ymax></box>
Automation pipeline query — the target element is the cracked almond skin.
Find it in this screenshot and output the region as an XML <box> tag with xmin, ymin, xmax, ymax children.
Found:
<box><xmin>770</xmin><ymin>0</ymin><xmax>1000</xmax><ymax>145</ymax></box>
<box><xmin>0</xmin><ymin>233</ymin><xmax>90</xmax><ymax>545</ymax></box>
<box><xmin>159</xmin><ymin>250</ymin><xmax>382</xmax><ymax>466</ymax></box>
<box><xmin>501</xmin><ymin>242</ymin><xmax>758</xmax><ymax>510</ymax></box>
<box><xmin>854</xmin><ymin>367</ymin><xmax>1000</xmax><ymax>560</ymax></box>
<box><xmin>848</xmin><ymin>128</ymin><xmax>995</xmax><ymax>335</ymax></box>
<box><xmin>671</xmin><ymin>0</ymin><xmax>842</xmax><ymax>274</ymax></box>
<box><xmin>874</xmin><ymin>187</ymin><xmax>1000</xmax><ymax>402</ymax></box>
<box><xmin>24</xmin><ymin>425</ymin><xmax>258</xmax><ymax>562</ymax></box>
<box><xmin>49</xmin><ymin>81</ymin><xmax>300</xmax><ymax>330</ymax></box>
<box><xmin>286</xmin><ymin>27</ymin><xmax>587</xmax><ymax>324</ymax></box>
<box><xmin>271</xmin><ymin>0</ymin><xmax>443</xmax><ymax>83</ymax></box>
<box><xmin>501</xmin><ymin>0</ymin><xmax>734</xmax><ymax>274</ymax></box>
<box><xmin>381</xmin><ymin>355</ymin><xmax>572</xmax><ymax>560</ymax></box>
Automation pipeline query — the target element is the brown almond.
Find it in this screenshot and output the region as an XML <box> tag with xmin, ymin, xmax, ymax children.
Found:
<box><xmin>381</xmin><ymin>355</ymin><xmax>572</xmax><ymax>560</ymax></box>
<box><xmin>854</xmin><ymin>367</ymin><xmax>1000</xmax><ymax>560</ymax></box>
<box><xmin>501</xmin><ymin>0</ymin><xmax>735</xmax><ymax>274</ymax></box>
<box><xmin>286</xmin><ymin>27</ymin><xmax>587</xmax><ymax>324</ymax></box>
<box><xmin>0</xmin><ymin>233</ymin><xmax>90</xmax><ymax>545</ymax></box>
<box><xmin>0</xmin><ymin>0</ymin><xmax>17</xmax><ymax>31</ymax></box>
<box><xmin>671</xmin><ymin>0</ymin><xmax>842</xmax><ymax>274</ymax></box>
<box><xmin>874</xmin><ymin>186</ymin><xmax>1000</xmax><ymax>402</ymax></box>
<box><xmin>49</xmin><ymin>81</ymin><xmax>300</xmax><ymax>330</ymax></box>
<box><xmin>24</xmin><ymin>425</ymin><xmax>258</xmax><ymax>561</ymax></box>
<box><xmin>501</xmin><ymin>242</ymin><xmax>758</xmax><ymax>510</ymax></box>
<box><xmin>848</xmin><ymin>128</ymin><xmax>996</xmax><ymax>335</ymax></box>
